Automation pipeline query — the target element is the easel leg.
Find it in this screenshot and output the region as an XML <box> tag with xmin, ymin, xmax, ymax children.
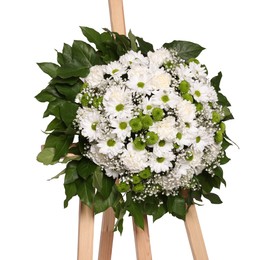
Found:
<box><xmin>133</xmin><ymin>216</ymin><xmax>152</xmax><ymax>260</ymax></box>
<box><xmin>77</xmin><ymin>201</ymin><xmax>94</xmax><ymax>260</ymax></box>
<box><xmin>98</xmin><ymin>207</ymin><xmax>115</xmax><ymax>260</ymax></box>
<box><xmin>185</xmin><ymin>205</ymin><xmax>209</xmax><ymax>260</ymax></box>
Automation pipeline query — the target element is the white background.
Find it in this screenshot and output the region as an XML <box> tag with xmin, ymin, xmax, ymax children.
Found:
<box><xmin>0</xmin><ymin>0</ymin><xmax>276</xmax><ymax>259</ymax></box>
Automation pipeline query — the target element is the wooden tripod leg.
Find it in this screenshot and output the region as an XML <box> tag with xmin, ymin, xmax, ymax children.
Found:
<box><xmin>77</xmin><ymin>201</ymin><xmax>94</xmax><ymax>260</ymax></box>
<box><xmin>108</xmin><ymin>0</ymin><xmax>126</xmax><ymax>35</ymax></box>
<box><xmin>98</xmin><ymin>207</ymin><xmax>116</xmax><ymax>260</ymax></box>
<box><xmin>185</xmin><ymin>205</ymin><xmax>208</xmax><ymax>260</ymax></box>
<box><xmin>133</xmin><ymin>216</ymin><xmax>152</xmax><ymax>260</ymax></box>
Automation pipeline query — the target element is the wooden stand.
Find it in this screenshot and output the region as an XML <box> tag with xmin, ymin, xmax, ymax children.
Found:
<box><xmin>77</xmin><ymin>0</ymin><xmax>208</xmax><ymax>259</ymax></box>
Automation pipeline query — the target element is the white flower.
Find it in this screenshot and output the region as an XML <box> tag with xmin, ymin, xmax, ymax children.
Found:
<box><xmin>120</xmin><ymin>143</ymin><xmax>148</xmax><ymax>173</ymax></box>
<box><xmin>126</xmin><ymin>65</ymin><xmax>152</xmax><ymax>94</ymax></box>
<box><xmin>188</xmin><ymin>61</ymin><xmax>207</xmax><ymax>81</ymax></box>
<box><xmin>86</xmin><ymin>144</ymin><xmax>110</xmax><ymax>167</ymax></box>
<box><xmin>149</xmin><ymin>116</ymin><xmax>178</xmax><ymax>141</ymax></box>
<box><xmin>192</xmin><ymin>126</ymin><xmax>214</xmax><ymax>152</ymax></box>
<box><xmin>77</xmin><ymin>107</ymin><xmax>101</xmax><ymax>142</ymax></box>
<box><xmin>103</xmin><ymin>85</ymin><xmax>133</xmax><ymax>118</ymax></box>
<box><xmin>141</xmin><ymin>97</ymin><xmax>156</xmax><ymax>115</ymax></box>
<box><xmin>149</xmin><ymin>151</ymin><xmax>175</xmax><ymax>173</ymax></box>
<box><xmin>148</xmin><ymin>48</ymin><xmax>172</xmax><ymax>68</ymax></box>
<box><xmin>104</xmin><ymin>61</ymin><xmax>126</xmax><ymax>81</ymax></box>
<box><xmin>175</xmin><ymin>64</ymin><xmax>194</xmax><ymax>82</ymax></box>
<box><xmin>204</xmin><ymin>143</ymin><xmax>222</xmax><ymax>165</ymax></box>
<box><xmin>84</xmin><ymin>65</ymin><xmax>105</xmax><ymax>88</ymax></box>
<box><xmin>176</xmin><ymin>100</ymin><xmax>196</xmax><ymax>123</ymax></box>
<box><xmin>150</xmin><ymin>90</ymin><xmax>181</xmax><ymax>109</ymax></box>
<box><xmin>97</xmin><ymin>137</ymin><xmax>124</xmax><ymax>158</ymax></box>
<box><xmin>152</xmin><ymin>140</ymin><xmax>174</xmax><ymax>157</ymax></box>
<box><xmin>190</xmin><ymin>81</ymin><xmax>218</xmax><ymax>103</ymax></box>
<box><xmin>178</xmin><ymin>149</ymin><xmax>205</xmax><ymax>175</ymax></box>
<box><xmin>119</xmin><ymin>50</ymin><xmax>148</xmax><ymax>67</ymax></box>
<box><xmin>149</xmin><ymin>69</ymin><xmax>172</xmax><ymax>91</ymax></box>
<box><xmin>105</xmin><ymin>168</ymin><xmax>120</xmax><ymax>179</ymax></box>
<box><xmin>110</xmin><ymin>117</ymin><xmax>132</xmax><ymax>141</ymax></box>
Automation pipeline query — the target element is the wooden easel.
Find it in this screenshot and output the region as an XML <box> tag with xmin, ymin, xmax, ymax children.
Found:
<box><xmin>77</xmin><ymin>0</ymin><xmax>208</xmax><ymax>259</ymax></box>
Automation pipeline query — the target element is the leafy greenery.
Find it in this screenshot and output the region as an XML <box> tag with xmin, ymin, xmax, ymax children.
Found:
<box><xmin>36</xmin><ymin>27</ymin><xmax>233</xmax><ymax>232</ymax></box>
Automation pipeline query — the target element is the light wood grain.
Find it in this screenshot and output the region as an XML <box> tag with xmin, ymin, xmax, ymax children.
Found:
<box><xmin>98</xmin><ymin>208</ymin><xmax>116</xmax><ymax>260</ymax></box>
<box><xmin>185</xmin><ymin>204</ymin><xmax>209</xmax><ymax>260</ymax></box>
<box><xmin>77</xmin><ymin>202</ymin><xmax>94</xmax><ymax>260</ymax></box>
<box><xmin>133</xmin><ymin>216</ymin><xmax>152</xmax><ymax>260</ymax></box>
<box><xmin>108</xmin><ymin>0</ymin><xmax>126</xmax><ymax>35</ymax></box>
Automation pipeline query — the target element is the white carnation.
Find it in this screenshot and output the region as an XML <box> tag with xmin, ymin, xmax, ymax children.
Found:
<box><xmin>119</xmin><ymin>50</ymin><xmax>148</xmax><ymax>67</ymax></box>
<box><xmin>84</xmin><ymin>65</ymin><xmax>105</xmax><ymax>88</ymax></box>
<box><xmin>176</xmin><ymin>100</ymin><xmax>196</xmax><ymax>123</ymax></box>
<box><xmin>149</xmin><ymin>69</ymin><xmax>172</xmax><ymax>91</ymax></box>
<box><xmin>148</xmin><ymin>48</ymin><xmax>172</xmax><ymax>68</ymax></box>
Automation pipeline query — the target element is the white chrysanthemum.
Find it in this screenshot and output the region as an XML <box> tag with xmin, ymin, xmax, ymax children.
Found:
<box><xmin>141</xmin><ymin>97</ymin><xmax>156</xmax><ymax>115</ymax></box>
<box><xmin>149</xmin><ymin>116</ymin><xmax>178</xmax><ymax>141</ymax></box>
<box><xmin>77</xmin><ymin>107</ymin><xmax>101</xmax><ymax>142</ymax></box>
<box><xmin>97</xmin><ymin>137</ymin><xmax>124</xmax><ymax>158</ymax></box>
<box><xmin>126</xmin><ymin>65</ymin><xmax>152</xmax><ymax>94</ymax></box>
<box><xmin>190</xmin><ymin>81</ymin><xmax>218</xmax><ymax>103</ymax></box>
<box><xmin>175</xmin><ymin>64</ymin><xmax>194</xmax><ymax>82</ymax></box>
<box><xmin>149</xmin><ymin>69</ymin><xmax>172</xmax><ymax>91</ymax></box>
<box><xmin>83</xmin><ymin>65</ymin><xmax>105</xmax><ymax>88</ymax></box>
<box><xmin>148</xmin><ymin>48</ymin><xmax>172</xmax><ymax>68</ymax></box>
<box><xmin>149</xmin><ymin>152</ymin><xmax>175</xmax><ymax>173</ymax></box>
<box><xmin>86</xmin><ymin>144</ymin><xmax>110</xmax><ymax>167</ymax></box>
<box><xmin>104</xmin><ymin>61</ymin><xmax>126</xmax><ymax>81</ymax></box>
<box><xmin>150</xmin><ymin>90</ymin><xmax>181</xmax><ymax>109</ymax></box>
<box><xmin>176</xmin><ymin>121</ymin><xmax>198</xmax><ymax>147</ymax></box>
<box><xmin>188</xmin><ymin>61</ymin><xmax>207</xmax><ymax>81</ymax></box>
<box><xmin>120</xmin><ymin>143</ymin><xmax>148</xmax><ymax>173</ymax></box>
<box><xmin>105</xmin><ymin>168</ymin><xmax>121</xmax><ymax>179</ymax></box>
<box><xmin>179</xmin><ymin>149</ymin><xmax>205</xmax><ymax>175</ymax></box>
<box><xmin>103</xmin><ymin>85</ymin><xmax>133</xmax><ymax>118</ymax></box>
<box><xmin>110</xmin><ymin>117</ymin><xmax>132</xmax><ymax>141</ymax></box>
<box><xmin>152</xmin><ymin>140</ymin><xmax>174</xmax><ymax>157</ymax></box>
<box><xmin>176</xmin><ymin>100</ymin><xmax>196</xmax><ymax>123</ymax></box>
<box><xmin>192</xmin><ymin>126</ymin><xmax>214</xmax><ymax>152</ymax></box>
<box><xmin>119</xmin><ymin>50</ymin><xmax>148</xmax><ymax>67</ymax></box>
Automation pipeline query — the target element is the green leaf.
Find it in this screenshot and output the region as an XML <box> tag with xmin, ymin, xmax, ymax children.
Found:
<box><xmin>191</xmin><ymin>190</ymin><xmax>202</xmax><ymax>202</ymax></box>
<box><xmin>196</xmin><ymin>172</ymin><xmax>214</xmax><ymax>193</ymax></box>
<box><xmin>93</xmin><ymin>166</ymin><xmax>103</xmax><ymax>191</ymax></box>
<box><xmin>55</xmin><ymin>82</ymin><xmax>82</xmax><ymax>102</ymax></box>
<box><xmin>136</xmin><ymin>36</ymin><xmax>154</xmax><ymax>54</ymax></box>
<box><xmin>127</xmin><ymin>202</ymin><xmax>144</xmax><ymax>229</ymax></box>
<box><xmin>57</xmin><ymin>64</ymin><xmax>89</xmax><ymax>79</ymax></box>
<box><xmin>167</xmin><ymin>196</ymin><xmax>186</xmax><ymax>219</ymax></box>
<box><xmin>60</xmin><ymin>102</ymin><xmax>79</xmax><ymax>126</ymax></box>
<box><xmin>211</xmin><ymin>72</ymin><xmax>222</xmax><ymax>92</ymax></box>
<box><xmin>163</xmin><ymin>40</ymin><xmax>205</xmax><ymax>60</ymax></box>
<box><xmin>76</xmin><ymin>177</ymin><xmax>94</xmax><ymax>208</ymax></box>
<box><xmin>43</xmin><ymin>99</ymin><xmax>65</xmax><ymax>118</ymax></box>
<box><xmin>77</xmin><ymin>158</ymin><xmax>97</xmax><ymax>180</ymax></box>
<box><xmin>128</xmin><ymin>30</ymin><xmax>138</xmax><ymax>51</ymax></box>
<box><xmin>203</xmin><ymin>193</ymin><xmax>222</xmax><ymax>204</ymax></box>
<box><xmin>218</xmin><ymin>93</ymin><xmax>231</xmax><ymax>107</ymax></box>
<box><xmin>220</xmin><ymin>152</ymin><xmax>231</xmax><ymax>165</ymax></box>
<box><xmin>64</xmin><ymin>182</ymin><xmax>77</xmax><ymax>208</ymax></box>
<box><xmin>72</xmin><ymin>40</ymin><xmax>100</xmax><ymax>67</ymax></box>
<box><xmin>94</xmin><ymin>187</ymin><xmax>121</xmax><ymax>214</ymax></box>
<box><xmin>47</xmin><ymin>169</ymin><xmax>66</xmax><ymax>181</ymax></box>
<box><xmin>222</xmin><ymin>106</ymin><xmax>234</xmax><ymax>120</ymax></box>
<box><xmin>46</xmin><ymin>118</ymin><xmax>66</xmax><ymax>132</ymax></box>
<box><xmin>101</xmin><ymin>175</ymin><xmax>115</xmax><ymax>199</ymax></box>
<box><xmin>35</xmin><ymin>85</ymin><xmax>61</xmax><ymax>103</ymax></box>
<box><xmin>37</xmin><ymin>62</ymin><xmax>59</xmax><ymax>78</ymax></box>
<box><xmin>64</xmin><ymin>161</ymin><xmax>79</xmax><ymax>184</ymax></box>
<box><xmin>80</xmin><ymin>26</ymin><xmax>102</xmax><ymax>49</ymax></box>
<box><xmin>222</xmin><ymin>138</ymin><xmax>232</xmax><ymax>150</ymax></box>
<box><xmin>44</xmin><ymin>133</ymin><xmax>74</xmax><ymax>161</ymax></box>
<box><xmin>50</xmin><ymin>77</ymin><xmax>79</xmax><ymax>86</ymax></box>
<box><xmin>153</xmin><ymin>204</ymin><xmax>167</xmax><ymax>222</ymax></box>
<box><xmin>36</xmin><ymin>147</ymin><xmax>55</xmax><ymax>165</ymax></box>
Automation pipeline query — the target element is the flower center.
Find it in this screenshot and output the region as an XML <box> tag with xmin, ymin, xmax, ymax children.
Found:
<box><xmin>176</xmin><ymin>132</ymin><xmax>182</xmax><ymax>140</ymax></box>
<box><xmin>107</xmin><ymin>139</ymin><xmax>116</xmax><ymax>147</ymax></box>
<box><xmin>146</xmin><ymin>105</ymin><xmax>152</xmax><ymax>110</ymax></box>
<box><xmin>158</xmin><ymin>140</ymin><xmax>166</xmax><ymax>147</ymax></box>
<box><xmin>161</xmin><ymin>95</ymin><xmax>170</xmax><ymax>103</ymax></box>
<box><xmin>119</xmin><ymin>122</ymin><xmax>127</xmax><ymax>130</ymax></box>
<box><xmin>185</xmin><ymin>122</ymin><xmax>190</xmax><ymax>128</ymax></box>
<box><xmin>195</xmin><ymin>90</ymin><xmax>201</xmax><ymax>97</ymax></box>
<box><xmin>91</xmin><ymin>122</ymin><xmax>98</xmax><ymax>131</ymax></box>
<box><xmin>185</xmin><ymin>151</ymin><xmax>194</xmax><ymax>161</ymax></box>
<box><xmin>112</xmin><ymin>68</ymin><xmax>119</xmax><ymax>74</ymax></box>
<box><xmin>196</xmin><ymin>136</ymin><xmax>201</xmax><ymax>143</ymax></box>
<box><xmin>156</xmin><ymin>157</ymin><xmax>165</xmax><ymax>163</ymax></box>
<box><xmin>116</xmin><ymin>104</ymin><xmax>124</xmax><ymax>111</ymax></box>
<box><xmin>137</xmin><ymin>82</ymin><xmax>145</xmax><ymax>88</ymax></box>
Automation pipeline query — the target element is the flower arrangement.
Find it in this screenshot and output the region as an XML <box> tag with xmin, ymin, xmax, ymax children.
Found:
<box><xmin>36</xmin><ymin>27</ymin><xmax>233</xmax><ymax>232</ymax></box>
